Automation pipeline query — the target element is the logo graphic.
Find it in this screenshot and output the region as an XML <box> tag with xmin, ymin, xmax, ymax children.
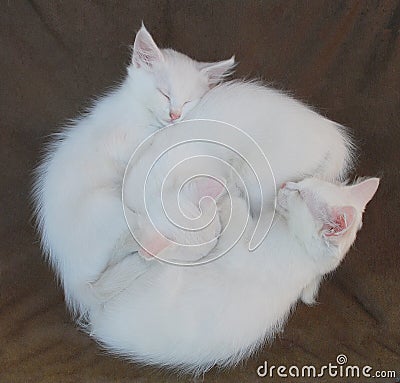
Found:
<box><xmin>257</xmin><ymin>354</ymin><xmax>397</xmax><ymax>379</ymax></box>
<box><xmin>336</xmin><ymin>354</ymin><xmax>348</xmax><ymax>365</ymax></box>
<box><xmin>122</xmin><ymin>119</ymin><xmax>276</xmax><ymax>266</ymax></box>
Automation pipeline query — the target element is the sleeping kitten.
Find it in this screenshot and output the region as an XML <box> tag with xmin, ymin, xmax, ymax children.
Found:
<box><xmin>32</xmin><ymin>25</ymin><xmax>235</xmax><ymax>314</ymax></box>
<box><xmin>130</xmin><ymin>25</ymin><xmax>235</xmax><ymax>124</ymax></box>
<box><xmin>34</xmin><ymin>25</ymin><xmax>355</xmax><ymax>324</ymax></box>
<box><xmin>89</xmin><ymin>176</ymin><xmax>379</xmax><ymax>374</ymax></box>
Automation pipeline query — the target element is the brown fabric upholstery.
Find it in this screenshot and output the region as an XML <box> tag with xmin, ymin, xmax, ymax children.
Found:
<box><xmin>1</xmin><ymin>1</ymin><xmax>399</xmax><ymax>382</ymax></box>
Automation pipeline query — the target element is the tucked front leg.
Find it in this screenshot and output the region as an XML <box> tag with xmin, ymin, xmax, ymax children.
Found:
<box><xmin>90</xmin><ymin>253</ymin><xmax>149</xmax><ymax>304</ymax></box>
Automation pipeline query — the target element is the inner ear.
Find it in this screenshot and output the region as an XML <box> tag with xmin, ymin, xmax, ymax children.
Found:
<box><xmin>348</xmin><ymin>177</ymin><xmax>380</xmax><ymax>211</ymax></box>
<box><xmin>322</xmin><ymin>206</ymin><xmax>357</xmax><ymax>238</ymax></box>
<box><xmin>198</xmin><ymin>56</ymin><xmax>236</xmax><ymax>86</ymax></box>
<box><xmin>132</xmin><ymin>25</ymin><xmax>164</xmax><ymax>69</ymax></box>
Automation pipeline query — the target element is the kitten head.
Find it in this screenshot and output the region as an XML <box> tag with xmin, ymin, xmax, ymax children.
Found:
<box><xmin>128</xmin><ymin>24</ymin><xmax>235</xmax><ymax>124</ymax></box>
<box><xmin>278</xmin><ymin>177</ymin><xmax>379</xmax><ymax>261</ymax></box>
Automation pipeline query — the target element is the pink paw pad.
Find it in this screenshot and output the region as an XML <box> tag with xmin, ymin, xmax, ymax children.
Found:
<box><xmin>138</xmin><ymin>234</ymin><xmax>171</xmax><ymax>258</ymax></box>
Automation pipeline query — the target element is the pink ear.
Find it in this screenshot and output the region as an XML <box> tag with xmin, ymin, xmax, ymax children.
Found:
<box><xmin>323</xmin><ymin>206</ymin><xmax>356</xmax><ymax>237</ymax></box>
<box><xmin>349</xmin><ymin>178</ymin><xmax>380</xmax><ymax>210</ymax></box>
<box><xmin>198</xmin><ymin>56</ymin><xmax>236</xmax><ymax>85</ymax></box>
<box><xmin>132</xmin><ymin>24</ymin><xmax>164</xmax><ymax>69</ymax></box>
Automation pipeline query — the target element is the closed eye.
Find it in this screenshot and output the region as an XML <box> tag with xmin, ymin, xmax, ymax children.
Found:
<box><xmin>287</xmin><ymin>187</ymin><xmax>302</xmax><ymax>197</ymax></box>
<box><xmin>183</xmin><ymin>100</ymin><xmax>192</xmax><ymax>106</ymax></box>
<box><xmin>158</xmin><ymin>89</ymin><xmax>170</xmax><ymax>100</ymax></box>
<box><xmin>287</xmin><ymin>183</ymin><xmax>303</xmax><ymax>198</ymax></box>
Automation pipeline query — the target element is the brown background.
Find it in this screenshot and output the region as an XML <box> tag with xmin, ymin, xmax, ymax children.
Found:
<box><xmin>1</xmin><ymin>1</ymin><xmax>399</xmax><ymax>382</ymax></box>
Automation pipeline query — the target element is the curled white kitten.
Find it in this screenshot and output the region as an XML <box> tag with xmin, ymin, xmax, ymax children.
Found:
<box><xmin>89</xmin><ymin>176</ymin><xmax>379</xmax><ymax>374</ymax></box>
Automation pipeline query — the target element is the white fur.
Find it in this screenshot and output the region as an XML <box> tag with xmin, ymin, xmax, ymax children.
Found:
<box><xmin>88</xmin><ymin>177</ymin><xmax>379</xmax><ymax>374</ymax></box>
<box><xmin>33</xmin><ymin>26</ymin><xmax>358</xmax><ymax>371</ymax></box>
<box><xmin>188</xmin><ymin>80</ymin><xmax>355</xmax><ymax>183</ymax></box>
<box><xmin>32</xmin><ymin>25</ymin><xmax>234</xmax><ymax>314</ymax></box>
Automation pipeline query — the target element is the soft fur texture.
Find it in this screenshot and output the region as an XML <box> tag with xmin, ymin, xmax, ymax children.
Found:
<box><xmin>33</xmin><ymin>27</ymin><xmax>358</xmax><ymax>372</ymax></box>
<box><xmin>89</xmin><ymin>176</ymin><xmax>379</xmax><ymax>374</ymax></box>
<box><xmin>32</xmin><ymin>26</ymin><xmax>235</xmax><ymax>314</ymax></box>
<box><xmin>187</xmin><ymin>80</ymin><xmax>355</xmax><ymax>184</ymax></box>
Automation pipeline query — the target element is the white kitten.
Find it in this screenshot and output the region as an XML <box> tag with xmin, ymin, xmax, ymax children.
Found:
<box><xmin>186</xmin><ymin>80</ymin><xmax>356</xmax><ymax>195</ymax></box>
<box><xmin>89</xmin><ymin>176</ymin><xmax>379</xmax><ymax>374</ymax></box>
<box><xmin>32</xmin><ymin>25</ymin><xmax>235</xmax><ymax>314</ymax></box>
<box><xmin>34</xmin><ymin>25</ymin><xmax>356</xmax><ymax>332</ymax></box>
<box><xmin>130</xmin><ymin>25</ymin><xmax>235</xmax><ymax>124</ymax></box>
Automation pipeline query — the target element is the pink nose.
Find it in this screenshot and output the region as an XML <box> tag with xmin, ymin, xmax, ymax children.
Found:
<box><xmin>170</xmin><ymin>111</ymin><xmax>181</xmax><ymax>121</ymax></box>
<box><xmin>281</xmin><ymin>182</ymin><xmax>287</xmax><ymax>189</ymax></box>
